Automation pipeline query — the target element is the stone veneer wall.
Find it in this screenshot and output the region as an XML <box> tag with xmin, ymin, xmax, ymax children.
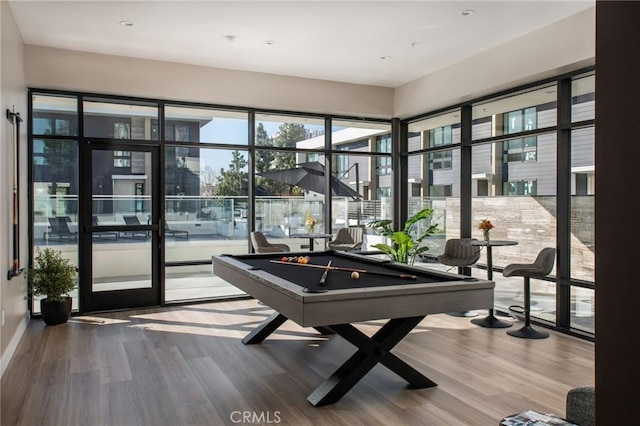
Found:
<box><xmin>443</xmin><ymin>196</ymin><xmax>594</xmax><ymax>281</ymax></box>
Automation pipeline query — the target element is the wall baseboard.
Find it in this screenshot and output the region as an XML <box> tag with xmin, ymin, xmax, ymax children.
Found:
<box><xmin>1</xmin><ymin>313</ymin><xmax>29</xmax><ymax>378</ymax></box>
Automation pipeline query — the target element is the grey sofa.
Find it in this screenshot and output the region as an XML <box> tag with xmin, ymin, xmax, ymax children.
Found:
<box><xmin>566</xmin><ymin>386</ymin><xmax>595</xmax><ymax>426</ymax></box>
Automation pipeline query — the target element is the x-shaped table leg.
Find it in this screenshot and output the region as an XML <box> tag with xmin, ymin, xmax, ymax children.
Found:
<box><xmin>307</xmin><ymin>316</ymin><xmax>436</xmax><ymax>406</ymax></box>
<box><xmin>242</xmin><ymin>313</ymin><xmax>333</xmax><ymax>345</ymax></box>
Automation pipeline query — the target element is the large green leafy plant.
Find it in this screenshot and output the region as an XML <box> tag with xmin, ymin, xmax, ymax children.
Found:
<box><xmin>367</xmin><ymin>208</ymin><xmax>438</xmax><ymax>265</ymax></box>
<box><xmin>28</xmin><ymin>248</ymin><xmax>77</xmax><ymax>302</ymax></box>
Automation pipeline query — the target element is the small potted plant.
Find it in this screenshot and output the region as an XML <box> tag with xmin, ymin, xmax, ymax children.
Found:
<box><xmin>28</xmin><ymin>248</ymin><xmax>77</xmax><ymax>325</ymax></box>
<box><xmin>367</xmin><ymin>208</ymin><xmax>439</xmax><ymax>265</ymax></box>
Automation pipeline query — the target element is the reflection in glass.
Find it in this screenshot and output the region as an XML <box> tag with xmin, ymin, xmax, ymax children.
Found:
<box><xmin>472</xmin><ymin>85</ymin><xmax>557</xmax><ymax>140</ymax></box>
<box><xmin>165</xmin><ymin>265</ymin><xmax>245</xmax><ymax>302</ymax></box>
<box><xmin>255</xmin><ymin>114</ymin><xmax>324</xmax><ymax>147</ymax></box>
<box><xmin>32</xmin><ymin>94</ymin><xmax>78</xmax><ymax>137</ymax></box>
<box><xmin>90</xmin><ymin>148</ymin><xmax>153</xmax><ymax>292</ymax></box>
<box><xmin>331</xmin><ymin>119</ymin><xmax>391</xmax><ymax>152</ymax></box>
<box><xmin>572</xmin><ymin>74</ymin><xmax>595</xmax><ymax>123</ymax></box>
<box><xmin>31</xmin><ymin>137</ymin><xmax>79</xmax><ymax>314</ymax></box>
<box><xmin>571</xmin><ymin>128</ymin><xmax>595</xmax><ymax>282</ymax></box>
<box><xmin>32</xmin><ymin>139</ymin><xmax>79</xmax><ymax>258</ymax></box>
<box><xmin>164</xmin><ymin>147</ymin><xmax>249</xmax><ymax>261</ymax></box>
<box><xmin>83</xmin><ymin>99</ymin><xmax>158</xmax><ymax>140</ymax></box>
<box><xmin>571</xmin><ymin>287</ymin><xmax>594</xmax><ymax>333</ymax></box>
<box><xmin>407</xmin><ymin>110</ymin><xmax>460</xmax><ymax>151</ymax></box>
<box><xmin>165</xmin><ymin>106</ymin><xmax>248</xmax><ymax>144</ymax></box>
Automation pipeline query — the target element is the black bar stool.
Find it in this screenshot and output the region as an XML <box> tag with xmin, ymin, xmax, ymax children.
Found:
<box><xmin>503</xmin><ymin>247</ymin><xmax>556</xmax><ymax>339</ymax></box>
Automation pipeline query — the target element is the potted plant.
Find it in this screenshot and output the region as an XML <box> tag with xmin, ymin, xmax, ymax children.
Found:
<box><xmin>28</xmin><ymin>247</ymin><xmax>77</xmax><ymax>325</ymax></box>
<box><xmin>367</xmin><ymin>208</ymin><xmax>439</xmax><ymax>265</ymax></box>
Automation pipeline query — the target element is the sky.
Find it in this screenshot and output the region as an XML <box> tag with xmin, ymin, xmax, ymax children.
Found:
<box><xmin>199</xmin><ymin>117</ymin><xmax>324</xmax><ymax>176</ymax></box>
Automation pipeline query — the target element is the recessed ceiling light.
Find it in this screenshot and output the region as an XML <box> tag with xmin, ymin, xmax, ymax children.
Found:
<box><xmin>224</xmin><ymin>35</ymin><xmax>237</xmax><ymax>42</ymax></box>
<box><xmin>380</xmin><ymin>56</ymin><xmax>391</xmax><ymax>60</ymax></box>
<box><xmin>461</xmin><ymin>10</ymin><xmax>476</xmax><ymax>16</ymax></box>
<box><xmin>119</xmin><ymin>20</ymin><xmax>134</xmax><ymax>27</ymax></box>
<box><xmin>265</xmin><ymin>40</ymin><xmax>275</xmax><ymax>46</ymax></box>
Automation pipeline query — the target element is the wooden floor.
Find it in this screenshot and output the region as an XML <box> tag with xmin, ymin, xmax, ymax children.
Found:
<box><xmin>1</xmin><ymin>299</ymin><xmax>594</xmax><ymax>426</ymax></box>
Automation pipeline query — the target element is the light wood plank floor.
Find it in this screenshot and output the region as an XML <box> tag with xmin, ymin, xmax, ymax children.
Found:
<box><xmin>1</xmin><ymin>299</ymin><xmax>594</xmax><ymax>426</ymax></box>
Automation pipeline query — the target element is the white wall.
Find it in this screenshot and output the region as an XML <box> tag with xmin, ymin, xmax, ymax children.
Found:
<box><xmin>1</xmin><ymin>0</ymin><xmax>29</xmax><ymax>374</ymax></box>
<box><xmin>394</xmin><ymin>7</ymin><xmax>596</xmax><ymax>118</ymax></box>
<box><xmin>24</xmin><ymin>46</ymin><xmax>394</xmax><ymax>119</ymax></box>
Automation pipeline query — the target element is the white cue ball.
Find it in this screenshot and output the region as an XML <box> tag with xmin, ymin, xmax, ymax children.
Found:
<box><xmin>351</xmin><ymin>271</ymin><xmax>360</xmax><ymax>280</ymax></box>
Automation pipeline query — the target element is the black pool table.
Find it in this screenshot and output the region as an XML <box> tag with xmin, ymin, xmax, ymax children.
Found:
<box><xmin>212</xmin><ymin>250</ymin><xmax>494</xmax><ymax>406</ymax></box>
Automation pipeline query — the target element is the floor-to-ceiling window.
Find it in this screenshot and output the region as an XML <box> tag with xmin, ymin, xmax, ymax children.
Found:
<box><xmin>470</xmin><ymin>84</ymin><xmax>559</xmax><ymax>324</ymax></box>
<box><xmin>329</xmin><ymin>119</ymin><xmax>392</xmax><ymax>249</ymax></box>
<box><xmin>401</xmin><ymin>68</ymin><xmax>595</xmax><ymax>336</ymax></box>
<box><xmin>163</xmin><ymin>106</ymin><xmax>250</xmax><ymax>301</ymax></box>
<box><xmin>254</xmin><ymin>113</ymin><xmax>326</xmax><ymax>251</ymax></box>
<box><xmin>570</xmin><ymin>74</ymin><xmax>595</xmax><ymax>333</ymax></box>
<box><xmin>406</xmin><ymin>110</ymin><xmax>461</xmax><ymax>256</ymax></box>
<box><xmin>31</xmin><ymin>94</ymin><xmax>79</xmax><ymax>313</ymax></box>
<box><xmin>29</xmin><ymin>91</ymin><xmax>394</xmax><ymax>311</ymax></box>
<box><xmin>29</xmin><ymin>69</ymin><xmax>594</xmax><ymax>336</ymax></box>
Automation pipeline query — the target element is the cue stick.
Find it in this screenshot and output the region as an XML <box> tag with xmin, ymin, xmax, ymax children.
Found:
<box><xmin>269</xmin><ymin>260</ymin><xmax>417</xmax><ymax>280</ymax></box>
<box><xmin>7</xmin><ymin>107</ymin><xmax>24</xmax><ymax>280</ymax></box>
<box><xmin>318</xmin><ymin>260</ymin><xmax>332</xmax><ymax>285</ymax></box>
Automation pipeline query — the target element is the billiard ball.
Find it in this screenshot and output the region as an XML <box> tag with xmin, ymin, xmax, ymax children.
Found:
<box><xmin>350</xmin><ymin>271</ymin><xmax>360</xmax><ymax>280</ymax></box>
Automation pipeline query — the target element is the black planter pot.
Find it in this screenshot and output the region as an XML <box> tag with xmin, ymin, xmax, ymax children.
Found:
<box><xmin>40</xmin><ymin>298</ymin><xmax>72</xmax><ymax>325</ymax></box>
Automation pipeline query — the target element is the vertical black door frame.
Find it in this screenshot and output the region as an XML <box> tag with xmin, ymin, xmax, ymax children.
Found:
<box><xmin>78</xmin><ymin>95</ymin><xmax>163</xmax><ymax>313</ymax></box>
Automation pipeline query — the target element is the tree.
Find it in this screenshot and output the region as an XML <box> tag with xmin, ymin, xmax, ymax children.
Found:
<box><xmin>256</xmin><ymin>123</ymin><xmax>308</xmax><ymax>196</ymax></box>
<box><xmin>272</xmin><ymin>123</ymin><xmax>305</xmax><ymax>170</ymax></box>
<box><xmin>199</xmin><ymin>166</ymin><xmax>217</xmax><ymax>196</ymax></box>
<box><xmin>214</xmin><ymin>151</ymin><xmax>248</xmax><ymax>196</ymax></box>
<box><xmin>255</xmin><ymin>123</ymin><xmax>276</xmax><ymax>195</ymax></box>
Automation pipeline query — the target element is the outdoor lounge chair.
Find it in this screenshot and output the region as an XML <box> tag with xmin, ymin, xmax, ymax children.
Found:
<box><xmin>120</xmin><ymin>215</ymin><xmax>149</xmax><ymax>239</ymax></box>
<box><xmin>92</xmin><ymin>216</ymin><xmax>118</xmax><ymax>240</ymax></box>
<box><xmin>46</xmin><ymin>216</ymin><xmax>78</xmax><ymax>242</ymax></box>
<box><xmin>165</xmin><ymin>222</ymin><xmax>189</xmax><ymax>239</ymax></box>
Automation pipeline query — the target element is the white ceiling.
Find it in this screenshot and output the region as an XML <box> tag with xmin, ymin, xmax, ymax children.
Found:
<box><xmin>9</xmin><ymin>0</ymin><xmax>594</xmax><ymax>88</ymax></box>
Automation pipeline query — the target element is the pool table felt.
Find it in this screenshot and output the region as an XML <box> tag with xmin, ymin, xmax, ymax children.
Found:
<box><xmin>235</xmin><ymin>252</ymin><xmax>460</xmax><ymax>292</ymax></box>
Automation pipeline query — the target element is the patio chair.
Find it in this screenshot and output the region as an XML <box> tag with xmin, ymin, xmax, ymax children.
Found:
<box><xmin>327</xmin><ymin>227</ymin><xmax>363</xmax><ymax>252</ymax></box>
<box><xmin>250</xmin><ymin>231</ymin><xmax>290</xmax><ymax>253</ymax></box>
<box><xmin>47</xmin><ymin>216</ymin><xmax>78</xmax><ymax>242</ymax></box>
<box><xmin>92</xmin><ymin>216</ymin><xmax>118</xmax><ymax>240</ymax></box>
<box><xmin>165</xmin><ymin>221</ymin><xmax>189</xmax><ymax>239</ymax></box>
<box><xmin>120</xmin><ymin>215</ymin><xmax>149</xmax><ymax>239</ymax></box>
